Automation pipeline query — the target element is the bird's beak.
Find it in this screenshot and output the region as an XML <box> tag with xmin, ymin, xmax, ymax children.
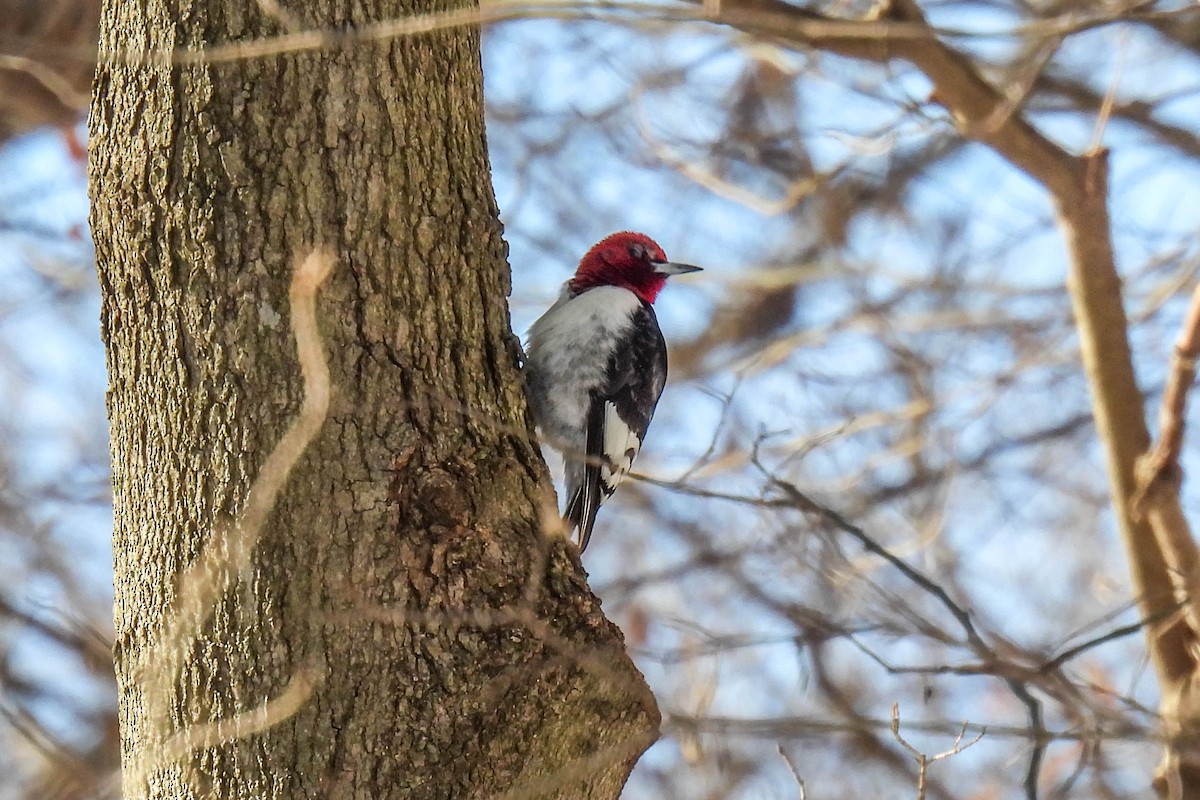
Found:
<box><xmin>652</xmin><ymin>260</ymin><xmax>703</xmax><ymax>276</ymax></box>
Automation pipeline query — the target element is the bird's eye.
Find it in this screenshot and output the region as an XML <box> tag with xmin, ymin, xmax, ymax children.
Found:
<box><xmin>628</xmin><ymin>243</ymin><xmax>648</xmax><ymax>260</ymax></box>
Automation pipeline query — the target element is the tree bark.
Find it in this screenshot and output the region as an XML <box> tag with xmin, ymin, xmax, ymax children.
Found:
<box><xmin>88</xmin><ymin>2</ymin><xmax>658</xmax><ymax>798</ymax></box>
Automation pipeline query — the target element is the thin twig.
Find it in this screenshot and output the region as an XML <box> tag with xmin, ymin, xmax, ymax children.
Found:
<box><xmin>0</xmin><ymin>53</ymin><xmax>90</xmax><ymax>110</ymax></box>
<box><xmin>666</xmin><ymin>709</ymin><xmax>1154</xmax><ymax>744</ymax></box>
<box><xmin>765</xmin><ymin>473</ymin><xmax>986</xmax><ymax>652</ymax></box>
<box><xmin>777</xmin><ymin>745</ymin><xmax>807</xmax><ymax>799</ymax></box>
<box><xmin>1039</xmin><ymin>603</ymin><xmax>1187</xmax><ymax>674</ymax></box>
<box><xmin>890</xmin><ymin>704</ymin><xmax>985</xmax><ymax>800</ymax></box>
<box><xmin>1005</xmin><ymin>679</ymin><xmax>1044</xmax><ymax>800</ymax></box>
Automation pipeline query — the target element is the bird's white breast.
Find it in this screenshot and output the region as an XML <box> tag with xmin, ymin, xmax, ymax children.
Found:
<box><xmin>526</xmin><ymin>285</ymin><xmax>641</xmax><ymax>441</ymax></box>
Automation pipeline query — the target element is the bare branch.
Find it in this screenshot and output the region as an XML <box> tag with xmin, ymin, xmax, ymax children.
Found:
<box><xmin>765</xmin><ymin>473</ymin><xmax>987</xmax><ymax>653</ymax></box>
<box><xmin>891</xmin><ymin>704</ymin><xmax>983</xmax><ymax>800</ymax></box>
<box><xmin>777</xmin><ymin>745</ymin><xmax>807</xmax><ymax>800</ymax></box>
<box><xmin>1138</xmin><ymin>284</ymin><xmax>1200</xmax><ymax>500</ymax></box>
<box><xmin>669</xmin><ymin>710</ymin><xmax>1139</xmax><ymax>745</ymax></box>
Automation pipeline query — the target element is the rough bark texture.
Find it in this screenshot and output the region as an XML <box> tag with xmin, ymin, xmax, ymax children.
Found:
<box><xmin>88</xmin><ymin>1</ymin><xmax>658</xmax><ymax>798</ymax></box>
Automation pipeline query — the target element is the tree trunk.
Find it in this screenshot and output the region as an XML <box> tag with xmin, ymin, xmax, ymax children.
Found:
<box><xmin>87</xmin><ymin>2</ymin><xmax>658</xmax><ymax>798</ymax></box>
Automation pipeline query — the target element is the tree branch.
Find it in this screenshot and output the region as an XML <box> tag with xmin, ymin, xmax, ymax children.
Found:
<box><xmin>703</xmin><ymin>1</ymin><xmax>1195</xmax><ymax>792</ymax></box>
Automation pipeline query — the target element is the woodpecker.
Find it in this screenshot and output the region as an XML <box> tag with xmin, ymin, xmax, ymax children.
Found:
<box><xmin>525</xmin><ymin>231</ymin><xmax>702</xmax><ymax>552</ymax></box>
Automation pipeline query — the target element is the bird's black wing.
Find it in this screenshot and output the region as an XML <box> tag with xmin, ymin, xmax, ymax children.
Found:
<box><xmin>567</xmin><ymin>303</ymin><xmax>668</xmax><ymax>551</ymax></box>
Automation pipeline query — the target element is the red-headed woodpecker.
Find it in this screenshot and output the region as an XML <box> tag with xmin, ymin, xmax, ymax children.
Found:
<box><xmin>525</xmin><ymin>231</ymin><xmax>702</xmax><ymax>552</ymax></box>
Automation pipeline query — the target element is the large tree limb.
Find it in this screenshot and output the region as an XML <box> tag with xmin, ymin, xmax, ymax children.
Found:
<box><xmin>1136</xmin><ymin>285</ymin><xmax>1200</xmax><ymax>796</ymax></box>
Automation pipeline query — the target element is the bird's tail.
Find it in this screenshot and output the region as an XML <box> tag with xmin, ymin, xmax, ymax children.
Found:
<box><xmin>564</xmin><ymin>477</ymin><xmax>602</xmax><ymax>552</ymax></box>
<box><xmin>566</xmin><ymin>402</ymin><xmax>610</xmax><ymax>551</ymax></box>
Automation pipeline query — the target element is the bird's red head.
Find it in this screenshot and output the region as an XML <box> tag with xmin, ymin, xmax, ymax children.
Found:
<box><xmin>571</xmin><ymin>231</ymin><xmax>702</xmax><ymax>304</ymax></box>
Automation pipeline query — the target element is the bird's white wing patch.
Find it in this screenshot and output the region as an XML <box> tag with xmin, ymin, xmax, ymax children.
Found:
<box><xmin>600</xmin><ymin>400</ymin><xmax>641</xmax><ymax>493</ymax></box>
